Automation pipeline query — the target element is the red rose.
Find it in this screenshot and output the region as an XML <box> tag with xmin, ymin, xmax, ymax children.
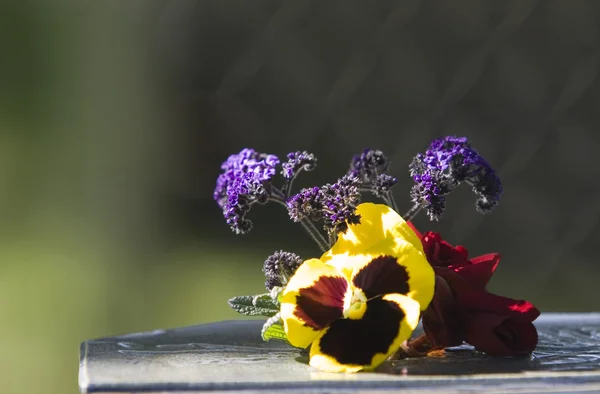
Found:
<box><xmin>407</xmin><ymin>221</ymin><xmax>501</xmax><ymax>289</ymax></box>
<box><xmin>409</xmin><ymin>223</ymin><xmax>540</xmax><ymax>356</ymax></box>
<box><xmin>442</xmin><ymin>267</ymin><xmax>539</xmax><ymax>355</ymax></box>
<box><xmin>463</xmin><ymin>312</ymin><xmax>539</xmax><ymax>356</ymax></box>
<box><xmin>421</xmin><ymin>275</ymin><xmax>465</xmax><ymax>348</ymax></box>
<box><xmin>407</xmin><ymin>222</ymin><xmax>470</xmax><ymax>267</ymax></box>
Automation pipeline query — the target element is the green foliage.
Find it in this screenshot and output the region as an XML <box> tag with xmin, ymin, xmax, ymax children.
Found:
<box><xmin>261</xmin><ymin>313</ymin><xmax>289</xmax><ymax>344</ymax></box>
<box><xmin>228</xmin><ymin>293</ymin><xmax>291</xmax><ymax>344</ymax></box>
<box><xmin>228</xmin><ymin>293</ymin><xmax>280</xmax><ymax>317</ymax></box>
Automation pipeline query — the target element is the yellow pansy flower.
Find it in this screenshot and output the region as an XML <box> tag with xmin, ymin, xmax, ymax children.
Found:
<box><xmin>280</xmin><ymin>203</ymin><xmax>435</xmax><ymax>372</ymax></box>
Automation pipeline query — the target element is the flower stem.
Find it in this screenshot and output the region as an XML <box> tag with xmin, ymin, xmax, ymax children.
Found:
<box><xmin>301</xmin><ymin>219</ymin><xmax>329</xmax><ymax>252</ymax></box>
<box><xmin>358</xmin><ymin>187</ymin><xmax>399</xmax><ymax>213</ymax></box>
<box><xmin>269</xmin><ymin>193</ymin><xmax>329</xmax><ymax>253</ymax></box>
<box><xmin>270</xmin><ymin>187</ymin><xmax>286</xmax><ymax>201</ymax></box>
<box><xmin>407</xmin><ymin>333</ymin><xmax>430</xmax><ymax>351</ymax></box>
<box><xmin>403</xmin><ymin>203</ymin><xmax>422</xmax><ymax>221</ymax></box>
<box><xmin>390</xmin><ymin>333</ymin><xmax>430</xmax><ymax>359</ymax></box>
<box><xmin>328</xmin><ymin>232</ymin><xmax>336</xmax><ymax>247</ymax></box>
<box><xmin>282</xmin><ymin>173</ymin><xmax>299</xmax><ymax>198</ymax></box>
<box><xmin>386</xmin><ymin>191</ymin><xmax>399</xmax><ymax>213</ymax></box>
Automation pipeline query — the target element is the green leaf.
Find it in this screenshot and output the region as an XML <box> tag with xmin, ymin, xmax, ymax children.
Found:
<box><xmin>228</xmin><ymin>294</ymin><xmax>280</xmax><ymax>317</ymax></box>
<box><xmin>261</xmin><ymin>313</ymin><xmax>289</xmax><ymax>344</ymax></box>
<box><xmin>253</xmin><ymin>294</ymin><xmax>280</xmax><ymax>310</ymax></box>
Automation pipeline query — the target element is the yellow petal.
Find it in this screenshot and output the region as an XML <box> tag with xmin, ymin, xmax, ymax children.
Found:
<box><xmin>281</xmin><ymin>258</ymin><xmax>348</xmax><ymax>348</ymax></box>
<box><xmin>381</xmin><ymin>292</ymin><xmax>421</xmax><ymax>331</ymax></box>
<box><xmin>324</xmin><ymin>239</ymin><xmax>434</xmax><ymax>312</ymax></box>
<box><xmin>307</xmin><ymin>293</ymin><xmax>421</xmax><ymax>373</ymax></box>
<box><xmin>320</xmin><ymin>253</ymin><xmax>372</xmax><ymax>282</ymax></box>
<box><xmin>364</xmin><ymin>293</ymin><xmax>422</xmax><ymax>369</ymax></box>
<box><xmin>361</xmin><ymin>238</ymin><xmax>435</xmax><ymax>311</ymax></box>
<box><xmin>309</xmin><ymin>344</ymin><xmax>365</xmax><ymax>373</ymax></box>
<box><xmin>321</xmin><ymin>203</ymin><xmax>424</xmax><ymax>262</ymax></box>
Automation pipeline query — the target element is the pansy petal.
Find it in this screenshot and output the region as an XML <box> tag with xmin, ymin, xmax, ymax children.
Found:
<box><xmin>319</xmin><ymin>253</ymin><xmax>373</xmax><ymax>283</ymax></box>
<box><xmin>308</xmin><ymin>293</ymin><xmax>421</xmax><ymax>372</ymax></box>
<box><xmin>358</xmin><ymin>239</ymin><xmax>435</xmax><ymax>311</ymax></box>
<box><xmin>281</xmin><ymin>259</ymin><xmax>348</xmax><ymax>348</ymax></box>
<box><xmin>322</xmin><ymin>203</ymin><xmax>424</xmax><ymax>260</ymax></box>
<box><xmin>406</xmin><ymin>221</ymin><xmax>422</xmax><ymax>238</ymax></box>
<box><xmin>352</xmin><ymin>255</ymin><xmax>410</xmax><ymax>299</ymax></box>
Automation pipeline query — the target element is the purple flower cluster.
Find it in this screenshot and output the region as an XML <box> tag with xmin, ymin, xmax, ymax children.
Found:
<box><xmin>282</xmin><ymin>151</ymin><xmax>317</xmax><ymax>180</ymax></box>
<box><xmin>372</xmin><ymin>174</ymin><xmax>398</xmax><ymax>199</ymax></box>
<box><xmin>287</xmin><ymin>175</ymin><xmax>362</xmax><ymax>234</ymax></box>
<box><xmin>262</xmin><ymin>250</ymin><xmax>304</xmax><ymax>291</ymax></box>
<box><xmin>348</xmin><ymin>149</ymin><xmax>392</xmax><ymax>182</ymax></box>
<box><xmin>409</xmin><ymin>136</ymin><xmax>503</xmax><ymax>220</ymax></box>
<box><xmin>214</xmin><ymin>138</ymin><xmax>502</xmax><ymax>245</ymax></box>
<box><xmin>214</xmin><ymin>149</ymin><xmax>280</xmax><ymax>234</ymax></box>
<box><xmin>348</xmin><ymin>149</ymin><xmax>398</xmax><ymax>203</ymax></box>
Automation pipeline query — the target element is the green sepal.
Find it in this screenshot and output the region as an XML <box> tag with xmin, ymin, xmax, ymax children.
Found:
<box><xmin>261</xmin><ymin>313</ymin><xmax>289</xmax><ymax>344</ymax></box>
<box><xmin>228</xmin><ymin>293</ymin><xmax>280</xmax><ymax>317</ymax></box>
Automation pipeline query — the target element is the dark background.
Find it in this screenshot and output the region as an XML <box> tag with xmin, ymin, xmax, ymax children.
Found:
<box><xmin>1</xmin><ymin>1</ymin><xmax>599</xmax><ymax>393</ymax></box>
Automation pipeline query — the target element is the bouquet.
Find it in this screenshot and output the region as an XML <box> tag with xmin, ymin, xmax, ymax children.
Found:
<box><xmin>214</xmin><ymin>136</ymin><xmax>539</xmax><ymax>373</ymax></box>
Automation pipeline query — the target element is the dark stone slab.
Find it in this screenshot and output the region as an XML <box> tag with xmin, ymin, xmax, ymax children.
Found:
<box><xmin>79</xmin><ymin>313</ymin><xmax>600</xmax><ymax>393</ymax></box>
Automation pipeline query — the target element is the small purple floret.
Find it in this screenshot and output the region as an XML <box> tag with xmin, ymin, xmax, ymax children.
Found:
<box><xmin>281</xmin><ymin>151</ymin><xmax>317</xmax><ymax>180</ymax></box>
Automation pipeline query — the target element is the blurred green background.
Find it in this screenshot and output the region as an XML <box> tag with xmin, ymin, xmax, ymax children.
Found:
<box><xmin>1</xmin><ymin>1</ymin><xmax>599</xmax><ymax>393</ymax></box>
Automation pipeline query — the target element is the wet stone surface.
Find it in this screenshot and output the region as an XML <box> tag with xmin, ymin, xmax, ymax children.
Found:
<box><xmin>79</xmin><ymin>313</ymin><xmax>600</xmax><ymax>393</ymax></box>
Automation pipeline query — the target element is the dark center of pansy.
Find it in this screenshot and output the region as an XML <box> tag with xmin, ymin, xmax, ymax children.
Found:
<box><xmin>352</xmin><ymin>255</ymin><xmax>410</xmax><ymax>299</ymax></box>
<box><xmin>318</xmin><ymin>297</ymin><xmax>405</xmax><ymax>366</ymax></box>
<box><xmin>294</xmin><ymin>275</ymin><xmax>347</xmax><ymax>330</ymax></box>
<box><xmin>343</xmin><ymin>288</ymin><xmax>368</xmax><ymax>320</ymax></box>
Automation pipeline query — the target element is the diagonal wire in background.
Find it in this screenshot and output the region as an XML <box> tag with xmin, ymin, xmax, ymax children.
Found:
<box><xmin>285</xmin><ymin>0</ymin><xmax>423</xmax><ymax>148</ymax></box>
<box><xmin>390</xmin><ymin>0</ymin><xmax>539</xmax><ymax>167</ymax></box>
<box><xmin>215</xmin><ymin>0</ymin><xmax>311</xmax><ymax>100</ymax></box>
<box><xmin>449</xmin><ymin>48</ymin><xmax>600</xmax><ymax>246</ymax></box>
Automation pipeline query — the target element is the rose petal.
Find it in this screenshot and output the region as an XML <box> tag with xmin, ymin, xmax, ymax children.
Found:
<box><xmin>433</xmin><ymin>266</ymin><xmax>474</xmax><ymax>296</ymax></box>
<box><xmin>422</xmin><ymin>232</ymin><xmax>470</xmax><ymax>267</ymax></box>
<box><xmin>422</xmin><ymin>276</ymin><xmax>465</xmax><ymax>347</ymax></box>
<box><xmin>450</xmin><ymin>253</ymin><xmax>501</xmax><ymax>289</ymax></box>
<box><xmin>459</xmin><ymin>291</ymin><xmax>540</xmax><ymax>322</ymax></box>
<box><xmin>464</xmin><ymin>313</ymin><xmax>538</xmax><ymax>356</ymax></box>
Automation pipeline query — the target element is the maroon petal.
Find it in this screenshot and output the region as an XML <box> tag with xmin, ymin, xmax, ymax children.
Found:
<box><xmin>464</xmin><ymin>312</ymin><xmax>538</xmax><ymax>356</ymax></box>
<box><xmin>294</xmin><ymin>276</ymin><xmax>348</xmax><ymax>330</ymax></box>
<box><xmin>450</xmin><ymin>253</ymin><xmax>501</xmax><ymax>290</ymax></box>
<box><xmin>422</xmin><ymin>232</ymin><xmax>470</xmax><ymax>267</ymax></box>
<box><xmin>317</xmin><ymin>297</ymin><xmax>407</xmax><ymax>365</ymax></box>
<box><xmin>459</xmin><ymin>291</ymin><xmax>540</xmax><ymax>322</ymax></box>
<box><xmin>352</xmin><ymin>255</ymin><xmax>409</xmax><ymax>299</ymax></box>
<box><xmin>422</xmin><ymin>276</ymin><xmax>465</xmax><ymax>347</ymax></box>
<box><xmin>433</xmin><ymin>266</ymin><xmax>475</xmax><ymax>296</ymax></box>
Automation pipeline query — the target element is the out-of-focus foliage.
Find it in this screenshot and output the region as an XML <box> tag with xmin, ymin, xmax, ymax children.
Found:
<box><xmin>1</xmin><ymin>1</ymin><xmax>599</xmax><ymax>393</ymax></box>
